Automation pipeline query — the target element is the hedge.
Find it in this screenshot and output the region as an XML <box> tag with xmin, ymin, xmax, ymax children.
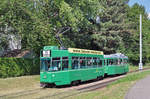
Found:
<box><xmin>0</xmin><ymin>58</ymin><xmax>40</xmax><ymax>78</ymax></box>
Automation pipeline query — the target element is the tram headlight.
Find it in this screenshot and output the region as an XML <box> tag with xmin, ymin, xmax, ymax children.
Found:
<box><xmin>44</xmin><ymin>75</ymin><xmax>47</xmax><ymax>79</ymax></box>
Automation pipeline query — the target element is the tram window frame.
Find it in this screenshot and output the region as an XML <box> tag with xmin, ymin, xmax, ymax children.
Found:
<box><xmin>123</xmin><ymin>59</ymin><xmax>127</xmax><ymax>65</ymax></box>
<box><xmin>111</xmin><ymin>59</ymin><xmax>113</xmax><ymax>65</ymax></box>
<box><xmin>97</xmin><ymin>58</ymin><xmax>102</xmax><ymax>67</ymax></box>
<box><xmin>124</xmin><ymin>59</ymin><xmax>126</xmax><ymax>64</ymax></box>
<box><xmin>40</xmin><ymin>59</ymin><xmax>51</xmax><ymax>72</ymax></box>
<box><xmin>108</xmin><ymin>59</ymin><xmax>112</xmax><ymax>66</ymax></box>
<box><xmin>123</xmin><ymin>59</ymin><xmax>126</xmax><ymax>65</ymax></box>
<box><xmin>104</xmin><ymin>59</ymin><xmax>107</xmax><ymax>66</ymax></box>
<box><xmin>125</xmin><ymin>59</ymin><xmax>128</xmax><ymax>64</ymax></box>
<box><xmin>107</xmin><ymin>59</ymin><xmax>109</xmax><ymax>66</ymax></box>
<box><xmin>72</xmin><ymin>57</ymin><xmax>79</xmax><ymax>69</ymax></box>
<box><xmin>123</xmin><ymin>59</ymin><xmax>125</xmax><ymax>64</ymax></box>
<box><xmin>93</xmin><ymin>57</ymin><xmax>97</xmax><ymax>67</ymax></box>
<box><xmin>51</xmin><ymin>57</ymin><xmax>61</xmax><ymax>71</ymax></box>
<box><xmin>109</xmin><ymin>59</ymin><xmax>114</xmax><ymax>66</ymax></box>
<box><xmin>62</xmin><ymin>57</ymin><xmax>69</xmax><ymax>70</ymax></box>
<box><xmin>126</xmin><ymin>59</ymin><xmax>128</xmax><ymax>64</ymax></box>
<box><xmin>87</xmin><ymin>57</ymin><xmax>92</xmax><ymax>68</ymax></box>
<box><xmin>80</xmin><ymin>57</ymin><xmax>86</xmax><ymax>69</ymax></box>
<box><xmin>117</xmin><ymin>59</ymin><xmax>120</xmax><ymax>65</ymax></box>
<box><xmin>113</xmin><ymin>59</ymin><xmax>117</xmax><ymax>65</ymax></box>
<box><xmin>120</xmin><ymin>59</ymin><xmax>124</xmax><ymax>65</ymax></box>
<box><xmin>112</xmin><ymin>59</ymin><xmax>115</xmax><ymax>65</ymax></box>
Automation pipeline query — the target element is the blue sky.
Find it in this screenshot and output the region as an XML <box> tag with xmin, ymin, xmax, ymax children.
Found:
<box><xmin>128</xmin><ymin>0</ymin><xmax>150</xmax><ymax>14</ymax></box>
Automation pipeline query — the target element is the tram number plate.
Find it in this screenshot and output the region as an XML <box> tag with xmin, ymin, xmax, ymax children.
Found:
<box><xmin>43</xmin><ymin>51</ymin><xmax>50</xmax><ymax>57</ymax></box>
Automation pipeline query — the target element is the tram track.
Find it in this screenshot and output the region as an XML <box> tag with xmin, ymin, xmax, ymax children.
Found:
<box><xmin>38</xmin><ymin>67</ymin><xmax>150</xmax><ymax>99</ymax></box>
<box><xmin>77</xmin><ymin>67</ymin><xmax>150</xmax><ymax>92</ymax></box>
<box><xmin>0</xmin><ymin>88</ymin><xmax>42</xmax><ymax>99</ymax></box>
<box><xmin>1</xmin><ymin>68</ymin><xmax>150</xmax><ymax>99</ymax></box>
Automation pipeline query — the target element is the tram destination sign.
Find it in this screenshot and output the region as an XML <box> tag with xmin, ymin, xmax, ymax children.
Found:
<box><xmin>68</xmin><ymin>48</ymin><xmax>103</xmax><ymax>55</ymax></box>
<box><xmin>43</xmin><ymin>50</ymin><xmax>50</xmax><ymax>57</ymax></box>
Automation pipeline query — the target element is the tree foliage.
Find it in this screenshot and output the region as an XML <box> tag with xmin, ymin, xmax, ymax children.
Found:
<box><xmin>0</xmin><ymin>58</ymin><xmax>39</xmax><ymax>78</ymax></box>
<box><xmin>126</xmin><ymin>3</ymin><xmax>150</xmax><ymax>64</ymax></box>
<box><xmin>0</xmin><ymin>0</ymin><xmax>150</xmax><ymax>65</ymax></box>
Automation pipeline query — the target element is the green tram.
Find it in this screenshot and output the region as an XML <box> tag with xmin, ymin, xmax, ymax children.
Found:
<box><xmin>40</xmin><ymin>46</ymin><xmax>105</xmax><ymax>87</ymax></box>
<box><xmin>104</xmin><ymin>53</ymin><xmax>129</xmax><ymax>75</ymax></box>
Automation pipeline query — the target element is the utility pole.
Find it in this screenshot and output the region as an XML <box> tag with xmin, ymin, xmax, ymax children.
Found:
<box><xmin>139</xmin><ymin>14</ymin><xmax>143</xmax><ymax>70</ymax></box>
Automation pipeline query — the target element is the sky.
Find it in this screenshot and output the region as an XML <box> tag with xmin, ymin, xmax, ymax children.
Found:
<box><xmin>128</xmin><ymin>0</ymin><xmax>150</xmax><ymax>18</ymax></box>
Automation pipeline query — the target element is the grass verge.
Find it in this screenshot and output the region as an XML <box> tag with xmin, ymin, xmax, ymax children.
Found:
<box><xmin>0</xmin><ymin>75</ymin><xmax>40</xmax><ymax>95</ymax></box>
<box><xmin>129</xmin><ymin>65</ymin><xmax>149</xmax><ymax>72</ymax></box>
<box><xmin>67</xmin><ymin>69</ymin><xmax>150</xmax><ymax>99</ymax></box>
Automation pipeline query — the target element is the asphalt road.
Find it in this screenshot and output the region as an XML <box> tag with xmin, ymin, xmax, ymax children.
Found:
<box><xmin>125</xmin><ymin>75</ymin><xmax>150</xmax><ymax>99</ymax></box>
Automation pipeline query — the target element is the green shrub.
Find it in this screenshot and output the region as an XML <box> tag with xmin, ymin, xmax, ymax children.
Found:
<box><xmin>0</xmin><ymin>58</ymin><xmax>40</xmax><ymax>78</ymax></box>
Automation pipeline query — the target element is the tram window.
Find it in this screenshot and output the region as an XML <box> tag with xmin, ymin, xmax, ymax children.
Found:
<box><xmin>123</xmin><ymin>60</ymin><xmax>125</xmax><ymax>64</ymax></box>
<box><xmin>126</xmin><ymin>59</ymin><xmax>128</xmax><ymax>64</ymax></box>
<box><xmin>120</xmin><ymin>59</ymin><xmax>124</xmax><ymax>65</ymax></box>
<box><xmin>112</xmin><ymin>59</ymin><xmax>115</xmax><ymax>65</ymax></box>
<box><xmin>104</xmin><ymin>59</ymin><xmax>107</xmax><ymax>66</ymax></box>
<box><xmin>123</xmin><ymin>59</ymin><xmax>128</xmax><ymax>65</ymax></box>
<box><xmin>62</xmin><ymin>57</ymin><xmax>68</xmax><ymax>70</ymax></box>
<box><xmin>123</xmin><ymin>59</ymin><xmax>125</xmax><ymax>64</ymax></box>
<box><xmin>40</xmin><ymin>60</ymin><xmax>51</xmax><ymax>72</ymax></box>
<box><xmin>72</xmin><ymin>57</ymin><xmax>79</xmax><ymax>69</ymax></box>
<box><xmin>117</xmin><ymin>59</ymin><xmax>120</xmax><ymax>65</ymax></box>
<box><xmin>108</xmin><ymin>59</ymin><xmax>111</xmax><ymax>65</ymax></box>
<box><xmin>112</xmin><ymin>59</ymin><xmax>114</xmax><ymax>65</ymax></box>
<box><xmin>93</xmin><ymin>57</ymin><xmax>97</xmax><ymax>67</ymax></box>
<box><xmin>109</xmin><ymin>59</ymin><xmax>113</xmax><ymax>66</ymax></box>
<box><xmin>107</xmin><ymin>60</ymin><xmax>109</xmax><ymax>66</ymax></box>
<box><xmin>120</xmin><ymin>59</ymin><xmax>122</xmax><ymax>64</ymax></box>
<box><xmin>111</xmin><ymin>59</ymin><xmax>114</xmax><ymax>65</ymax></box>
<box><xmin>125</xmin><ymin>59</ymin><xmax>128</xmax><ymax>64</ymax></box>
<box><xmin>109</xmin><ymin>59</ymin><xmax>111</xmax><ymax>65</ymax></box>
<box><xmin>51</xmin><ymin>57</ymin><xmax>61</xmax><ymax>71</ymax></box>
<box><xmin>98</xmin><ymin>59</ymin><xmax>102</xmax><ymax>67</ymax></box>
<box><xmin>127</xmin><ymin>59</ymin><xmax>128</xmax><ymax>63</ymax></box>
<box><xmin>87</xmin><ymin>57</ymin><xmax>92</xmax><ymax>68</ymax></box>
<box><xmin>113</xmin><ymin>59</ymin><xmax>118</xmax><ymax>65</ymax></box>
<box><xmin>80</xmin><ymin>57</ymin><xmax>86</xmax><ymax>68</ymax></box>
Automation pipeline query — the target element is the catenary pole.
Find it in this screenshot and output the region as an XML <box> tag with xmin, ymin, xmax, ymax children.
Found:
<box><xmin>139</xmin><ymin>14</ymin><xmax>143</xmax><ymax>70</ymax></box>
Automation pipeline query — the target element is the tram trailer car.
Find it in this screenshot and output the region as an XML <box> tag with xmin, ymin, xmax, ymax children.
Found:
<box><xmin>104</xmin><ymin>54</ymin><xmax>129</xmax><ymax>76</ymax></box>
<box><xmin>40</xmin><ymin>46</ymin><xmax>105</xmax><ymax>86</ymax></box>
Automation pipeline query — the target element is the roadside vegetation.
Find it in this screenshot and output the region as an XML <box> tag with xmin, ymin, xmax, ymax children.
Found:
<box><xmin>66</xmin><ymin>69</ymin><xmax>150</xmax><ymax>99</ymax></box>
<box><xmin>0</xmin><ymin>58</ymin><xmax>39</xmax><ymax>78</ymax></box>
<box><xmin>129</xmin><ymin>65</ymin><xmax>139</xmax><ymax>71</ymax></box>
<box><xmin>129</xmin><ymin>65</ymin><xmax>149</xmax><ymax>71</ymax></box>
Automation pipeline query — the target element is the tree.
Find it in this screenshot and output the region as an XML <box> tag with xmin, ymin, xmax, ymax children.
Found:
<box><xmin>0</xmin><ymin>0</ymin><xmax>56</xmax><ymax>55</ymax></box>
<box><xmin>91</xmin><ymin>0</ymin><xmax>131</xmax><ymax>54</ymax></box>
<box><xmin>126</xmin><ymin>3</ymin><xmax>150</xmax><ymax>64</ymax></box>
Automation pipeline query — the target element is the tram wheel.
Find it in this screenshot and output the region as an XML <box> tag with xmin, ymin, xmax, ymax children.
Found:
<box><xmin>71</xmin><ymin>81</ymin><xmax>80</xmax><ymax>86</ymax></box>
<box><xmin>97</xmin><ymin>76</ymin><xmax>103</xmax><ymax>80</ymax></box>
<box><xmin>40</xmin><ymin>83</ymin><xmax>47</xmax><ymax>88</ymax></box>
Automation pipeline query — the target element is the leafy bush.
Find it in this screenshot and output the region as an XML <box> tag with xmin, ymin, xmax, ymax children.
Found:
<box><xmin>0</xmin><ymin>58</ymin><xmax>40</xmax><ymax>78</ymax></box>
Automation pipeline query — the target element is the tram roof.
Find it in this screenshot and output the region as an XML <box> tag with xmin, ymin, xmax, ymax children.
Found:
<box><xmin>104</xmin><ymin>53</ymin><xmax>128</xmax><ymax>59</ymax></box>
